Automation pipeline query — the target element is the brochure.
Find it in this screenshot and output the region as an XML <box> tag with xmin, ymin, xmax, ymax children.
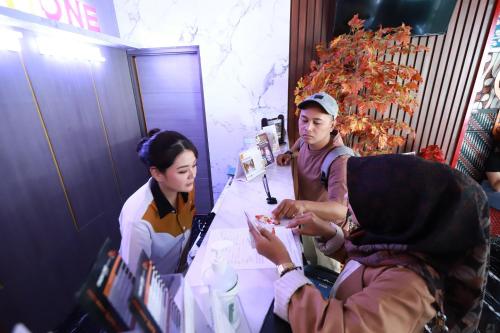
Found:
<box><xmin>255</xmin><ymin>132</ymin><xmax>274</xmax><ymax>167</ymax></box>
<box><xmin>261</xmin><ymin>115</ymin><xmax>285</xmax><ymax>144</ymax></box>
<box><xmin>261</xmin><ymin>125</ymin><xmax>280</xmax><ymax>155</ymax></box>
<box><xmin>78</xmin><ymin>240</ymin><xmax>197</xmax><ymax>333</ymax></box>
<box><xmin>77</xmin><ymin>239</ymin><xmax>135</xmax><ymax>332</ymax></box>
<box><xmin>235</xmin><ymin>146</ymin><xmax>266</xmax><ymax>181</ymax></box>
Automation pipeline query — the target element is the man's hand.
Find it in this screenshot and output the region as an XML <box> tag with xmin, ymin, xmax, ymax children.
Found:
<box><xmin>276</xmin><ymin>153</ymin><xmax>293</xmax><ymax>166</ymax></box>
<box><xmin>248</xmin><ymin>226</ymin><xmax>292</xmax><ymax>265</ymax></box>
<box><xmin>272</xmin><ymin>199</ymin><xmax>305</xmax><ymax>219</ymax></box>
<box><xmin>287</xmin><ymin>212</ymin><xmax>337</xmax><ymax>239</ymax></box>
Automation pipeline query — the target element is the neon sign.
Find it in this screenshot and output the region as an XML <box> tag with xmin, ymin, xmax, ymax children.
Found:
<box><xmin>1</xmin><ymin>0</ymin><xmax>100</xmax><ymax>32</ymax></box>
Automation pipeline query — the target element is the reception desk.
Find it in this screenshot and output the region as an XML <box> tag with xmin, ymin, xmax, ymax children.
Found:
<box><xmin>185</xmin><ymin>163</ymin><xmax>300</xmax><ymax>332</ymax></box>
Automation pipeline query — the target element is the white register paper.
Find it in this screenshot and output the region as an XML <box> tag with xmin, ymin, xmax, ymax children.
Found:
<box><xmin>201</xmin><ymin>227</ymin><xmax>302</xmax><ymax>273</ymax></box>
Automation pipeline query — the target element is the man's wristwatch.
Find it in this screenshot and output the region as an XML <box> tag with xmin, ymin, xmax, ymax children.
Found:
<box><xmin>277</xmin><ymin>262</ymin><xmax>300</xmax><ymax>277</ymax></box>
<box><xmin>284</xmin><ymin>150</ymin><xmax>294</xmax><ymax>158</ymax></box>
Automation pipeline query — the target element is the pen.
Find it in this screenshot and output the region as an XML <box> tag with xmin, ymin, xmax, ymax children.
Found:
<box><xmin>262</xmin><ymin>174</ymin><xmax>270</xmax><ymax>197</ymax></box>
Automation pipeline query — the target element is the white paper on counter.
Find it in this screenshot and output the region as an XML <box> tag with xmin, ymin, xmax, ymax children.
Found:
<box><xmin>201</xmin><ymin>227</ymin><xmax>302</xmax><ymax>274</ymax></box>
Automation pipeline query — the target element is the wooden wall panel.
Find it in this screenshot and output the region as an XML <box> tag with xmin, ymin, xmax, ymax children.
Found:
<box><xmin>0</xmin><ymin>49</ymin><xmax>76</xmax><ymax>330</ymax></box>
<box><xmin>412</xmin><ymin>0</ymin><xmax>493</xmax><ymax>160</ymax></box>
<box><xmin>90</xmin><ymin>47</ymin><xmax>147</xmax><ymax>200</ymax></box>
<box><xmin>288</xmin><ymin>0</ymin><xmax>335</xmax><ymax>144</ymax></box>
<box><xmin>288</xmin><ymin>0</ymin><xmax>495</xmax><ymax>162</ymax></box>
<box><xmin>21</xmin><ymin>34</ymin><xmax>121</xmax><ymax>231</ymax></box>
<box><xmin>0</xmin><ymin>31</ymin><xmax>144</xmax><ymax>331</ymax></box>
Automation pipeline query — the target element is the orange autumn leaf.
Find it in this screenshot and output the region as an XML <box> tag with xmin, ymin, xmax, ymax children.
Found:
<box><xmin>406</xmin><ymin>81</ymin><xmax>419</xmax><ymax>90</ymax></box>
<box><xmin>357</xmin><ymin>102</ymin><xmax>370</xmax><ymax>115</ymax></box>
<box><xmin>411</xmin><ymin>72</ymin><xmax>423</xmax><ymax>82</ymax></box>
<box><xmin>345</xmin><ymin>79</ymin><xmax>364</xmax><ymax>94</ymax></box>
<box><xmin>419</xmin><ymin>145</ymin><xmax>446</xmax><ymax>164</ymax></box>
<box><xmin>387</xmin><ymin>136</ymin><xmax>406</xmax><ymax>147</ymax></box>
<box><xmin>348</xmin><ymin>14</ymin><xmax>365</xmax><ymax>31</ymax></box>
<box><xmin>375</xmin><ymin>102</ymin><xmax>391</xmax><ymax>113</ymax></box>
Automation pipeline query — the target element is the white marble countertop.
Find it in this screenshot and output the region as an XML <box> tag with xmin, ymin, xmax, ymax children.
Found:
<box><xmin>185</xmin><ymin>163</ymin><xmax>299</xmax><ymax>333</ymax></box>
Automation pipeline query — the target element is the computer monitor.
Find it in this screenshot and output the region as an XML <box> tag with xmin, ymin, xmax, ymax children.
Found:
<box><xmin>332</xmin><ymin>0</ymin><xmax>458</xmax><ymax>36</ymax></box>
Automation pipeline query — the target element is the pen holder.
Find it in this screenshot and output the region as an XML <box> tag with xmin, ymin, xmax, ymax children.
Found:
<box><xmin>262</xmin><ymin>174</ymin><xmax>278</xmax><ymax>205</ymax></box>
<box><xmin>266</xmin><ymin>197</ymin><xmax>277</xmax><ymax>204</ymax></box>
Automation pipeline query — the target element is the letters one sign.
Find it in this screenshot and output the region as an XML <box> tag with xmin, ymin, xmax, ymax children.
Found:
<box><xmin>1</xmin><ymin>0</ymin><xmax>100</xmax><ymax>32</ymax></box>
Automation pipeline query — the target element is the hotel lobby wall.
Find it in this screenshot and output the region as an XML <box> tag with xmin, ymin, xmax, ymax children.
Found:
<box><xmin>0</xmin><ymin>30</ymin><xmax>146</xmax><ymax>331</ymax></box>
<box><xmin>114</xmin><ymin>0</ymin><xmax>291</xmax><ymax>200</ymax></box>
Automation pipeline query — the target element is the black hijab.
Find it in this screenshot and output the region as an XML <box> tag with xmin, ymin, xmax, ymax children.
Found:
<box><xmin>345</xmin><ymin>154</ymin><xmax>490</xmax><ymax>332</ymax></box>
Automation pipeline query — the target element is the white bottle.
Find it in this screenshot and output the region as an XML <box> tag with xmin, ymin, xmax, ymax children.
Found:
<box><xmin>203</xmin><ymin>240</ymin><xmax>240</xmax><ymax>329</ymax></box>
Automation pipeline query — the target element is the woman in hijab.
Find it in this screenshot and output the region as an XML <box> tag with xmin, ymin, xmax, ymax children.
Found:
<box><xmin>250</xmin><ymin>154</ymin><xmax>490</xmax><ymax>332</ymax></box>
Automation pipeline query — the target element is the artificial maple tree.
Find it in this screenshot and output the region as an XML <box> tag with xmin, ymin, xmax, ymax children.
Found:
<box><xmin>295</xmin><ymin>15</ymin><xmax>428</xmax><ymax>155</ymax></box>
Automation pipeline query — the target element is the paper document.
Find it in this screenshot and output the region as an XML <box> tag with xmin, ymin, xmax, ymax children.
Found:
<box><xmin>201</xmin><ymin>228</ymin><xmax>302</xmax><ymax>272</ymax></box>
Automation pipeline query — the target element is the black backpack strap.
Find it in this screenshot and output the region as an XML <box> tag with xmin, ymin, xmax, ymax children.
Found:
<box><xmin>320</xmin><ymin>146</ymin><xmax>355</xmax><ymax>189</ymax></box>
<box><xmin>297</xmin><ymin>137</ymin><xmax>305</xmax><ymax>151</ymax></box>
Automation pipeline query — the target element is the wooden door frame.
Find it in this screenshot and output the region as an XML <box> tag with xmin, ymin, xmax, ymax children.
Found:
<box><xmin>125</xmin><ymin>45</ymin><xmax>214</xmax><ymax>208</ymax></box>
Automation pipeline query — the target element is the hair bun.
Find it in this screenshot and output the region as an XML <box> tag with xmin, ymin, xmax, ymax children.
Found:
<box><xmin>136</xmin><ymin>128</ymin><xmax>162</xmax><ymax>153</ymax></box>
<box><xmin>136</xmin><ymin>137</ymin><xmax>148</xmax><ymax>153</ymax></box>
<box><xmin>147</xmin><ymin>128</ymin><xmax>161</xmax><ymax>138</ymax></box>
